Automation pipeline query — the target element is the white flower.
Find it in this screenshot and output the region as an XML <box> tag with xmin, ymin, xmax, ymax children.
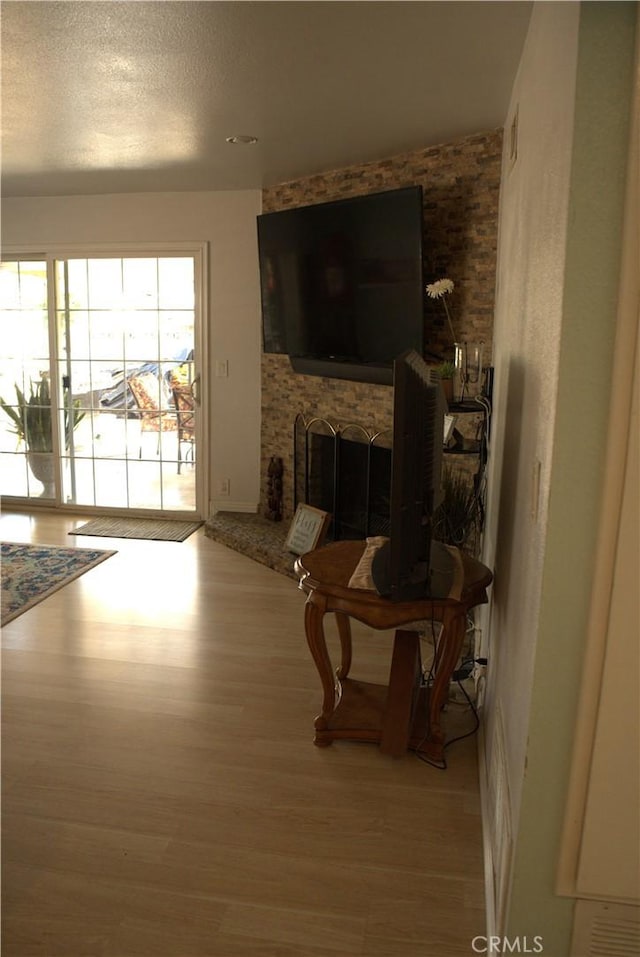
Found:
<box><xmin>426</xmin><ymin>278</ymin><xmax>457</xmax><ymax>342</ymax></box>
<box><xmin>426</xmin><ymin>278</ymin><xmax>454</xmax><ymax>299</ymax></box>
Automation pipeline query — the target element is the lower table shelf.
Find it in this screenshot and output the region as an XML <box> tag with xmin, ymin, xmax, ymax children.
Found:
<box><xmin>316</xmin><ymin>677</ymin><xmax>436</xmax><ymax>758</ymax></box>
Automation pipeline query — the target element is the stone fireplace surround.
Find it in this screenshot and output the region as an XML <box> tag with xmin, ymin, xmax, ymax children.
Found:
<box><xmin>261</xmin><ymin>128</ymin><xmax>502</xmax><ymax>523</ymax></box>
<box><xmin>206</xmin><ymin>129</ymin><xmax>501</xmax><ymax>575</ymax></box>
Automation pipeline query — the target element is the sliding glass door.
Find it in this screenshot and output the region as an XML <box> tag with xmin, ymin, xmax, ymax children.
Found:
<box><xmin>0</xmin><ymin>260</ymin><xmax>52</xmax><ymax>498</ymax></box>
<box><xmin>0</xmin><ymin>250</ymin><xmax>206</xmax><ymax>516</ymax></box>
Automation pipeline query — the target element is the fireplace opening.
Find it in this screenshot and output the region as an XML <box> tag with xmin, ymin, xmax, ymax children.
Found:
<box><xmin>294</xmin><ymin>415</ymin><xmax>392</xmax><ymax>541</ymax></box>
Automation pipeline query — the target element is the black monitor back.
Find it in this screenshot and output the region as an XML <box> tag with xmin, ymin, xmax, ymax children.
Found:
<box><xmin>386</xmin><ymin>350</ymin><xmax>445</xmax><ymax>601</ymax></box>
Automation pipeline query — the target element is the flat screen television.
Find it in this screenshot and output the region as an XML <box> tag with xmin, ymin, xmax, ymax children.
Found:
<box><xmin>371</xmin><ymin>349</ymin><xmax>453</xmax><ymax>601</ymax></box>
<box><xmin>257</xmin><ymin>186</ymin><xmax>424</xmax><ymax>385</ymax></box>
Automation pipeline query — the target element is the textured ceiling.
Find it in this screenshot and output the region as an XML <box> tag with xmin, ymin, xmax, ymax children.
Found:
<box><xmin>1</xmin><ymin>0</ymin><xmax>532</xmax><ymax>197</ymax></box>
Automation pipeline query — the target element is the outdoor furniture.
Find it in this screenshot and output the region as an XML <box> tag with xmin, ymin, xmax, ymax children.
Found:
<box><xmin>172</xmin><ymin>385</ymin><xmax>196</xmax><ymax>474</ymax></box>
<box><xmin>127</xmin><ymin>373</ymin><xmax>177</xmax><ymax>458</ymax></box>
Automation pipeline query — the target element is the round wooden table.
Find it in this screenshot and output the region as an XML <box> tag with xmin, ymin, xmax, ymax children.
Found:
<box><xmin>295</xmin><ymin>540</ymin><xmax>493</xmax><ymax>763</ymax></box>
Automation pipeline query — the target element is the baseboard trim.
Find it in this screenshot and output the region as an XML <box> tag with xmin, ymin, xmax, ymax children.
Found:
<box><xmin>478</xmin><ymin>723</ymin><xmax>498</xmax><ymax>944</ymax></box>
<box><xmin>209</xmin><ymin>500</ymin><xmax>258</xmax><ymax>518</ymax></box>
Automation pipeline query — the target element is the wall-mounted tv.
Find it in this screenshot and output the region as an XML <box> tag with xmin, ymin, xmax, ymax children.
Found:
<box><xmin>257</xmin><ymin>186</ymin><xmax>424</xmax><ymax>386</ymax></box>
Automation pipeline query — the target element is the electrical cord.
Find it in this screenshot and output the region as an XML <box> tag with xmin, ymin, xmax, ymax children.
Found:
<box><xmin>412</xmin><ymin>665</ymin><xmax>481</xmax><ymax>771</ymax></box>
<box><xmin>443</xmin><ymin>677</ymin><xmax>480</xmax><ymax>750</ymax></box>
<box><xmin>475</xmin><ymin>394</ymin><xmax>492</xmax><ymax>453</ymax></box>
<box><xmin>476</xmin><ymin>394</ymin><xmax>492</xmax><ymax>416</ymax></box>
<box><xmin>414</xmin><ymin>614</ymin><xmax>484</xmax><ymax>768</ymax></box>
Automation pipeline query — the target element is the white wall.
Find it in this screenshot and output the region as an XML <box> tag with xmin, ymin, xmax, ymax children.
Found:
<box><xmin>558</xmin><ymin>30</ymin><xmax>639</xmax><ymax>909</ymax></box>
<box><xmin>483</xmin><ymin>1</ymin><xmax>636</xmax><ymax>951</ymax></box>
<box><xmin>483</xmin><ymin>0</ymin><xmax>579</xmax><ymax>832</ymax></box>
<box><xmin>0</xmin><ymin>190</ymin><xmax>263</xmax><ymax>515</ymax></box>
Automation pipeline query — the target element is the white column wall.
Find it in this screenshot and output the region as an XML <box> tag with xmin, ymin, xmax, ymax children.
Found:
<box><xmin>483</xmin><ymin>1</ymin><xmax>636</xmax><ymax>951</ymax></box>
<box><xmin>482</xmin><ymin>0</ymin><xmax>579</xmax><ymax>855</ymax></box>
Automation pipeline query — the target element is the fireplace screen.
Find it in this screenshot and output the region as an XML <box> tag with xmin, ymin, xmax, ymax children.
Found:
<box><xmin>293</xmin><ymin>414</ymin><xmax>392</xmax><ymax>541</ymax></box>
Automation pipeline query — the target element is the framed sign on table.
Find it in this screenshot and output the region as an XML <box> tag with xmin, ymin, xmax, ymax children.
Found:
<box><xmin>285</xmin><ymin>504</ymin><xmax>331</xmax><ymax>555</ymax></box>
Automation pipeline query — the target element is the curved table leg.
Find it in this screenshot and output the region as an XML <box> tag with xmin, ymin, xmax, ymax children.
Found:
<box><xmin>422</xmin><ymin>607</ymin><xmax>467</xmax><ymax>762</ymax></box>
<box><xmin>334</xmin><ymin>611</ymin><xmax>352</xmax><ymax>679</ymax></box>
<box><xmin>304</xmin><ymin>594</ymin><xmax>339</xmax><ymax>746</ymax></box>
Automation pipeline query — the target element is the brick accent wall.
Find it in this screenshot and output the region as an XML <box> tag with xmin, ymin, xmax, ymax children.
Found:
<box><xmin>260</xmin><ymin>129</ymin><xmax>503</xmax><ymax>518</ymax></box>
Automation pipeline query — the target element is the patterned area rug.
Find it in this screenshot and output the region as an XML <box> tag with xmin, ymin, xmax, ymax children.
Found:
<box><xmin>1</xmin><ymin>542</ymin><xmax>116</xmax><ymax>626</ymax></box>
<box><xmin>70</xmin><ymin>518</ymin><xmax>203</xmax><ymax>541</ymax></box>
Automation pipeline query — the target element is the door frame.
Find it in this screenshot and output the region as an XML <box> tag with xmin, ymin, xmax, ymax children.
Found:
<box><xmin>2</xmin><ymin>242</ymin><xmax>209</xmax><ymax>520</ymax></box>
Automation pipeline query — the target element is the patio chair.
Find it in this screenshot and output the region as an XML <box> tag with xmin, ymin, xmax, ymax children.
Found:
<box><xmin>172</xmin><ymin>384</ymin><xmax>196</xmax><ymax>474</ymax></box>
<box><xmin>127</xmin><ymin>372</ymin><xmax>177</xmax><ymax>458</ymax></box>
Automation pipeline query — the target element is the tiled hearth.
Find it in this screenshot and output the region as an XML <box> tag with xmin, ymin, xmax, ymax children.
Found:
<box><xmin>204</xmin><ymin>511</ymin><xmax>297</xmax><ymax>579</ymax></box>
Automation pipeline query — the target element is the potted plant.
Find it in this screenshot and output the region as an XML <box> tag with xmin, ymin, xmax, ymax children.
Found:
<box><xmin>436</xmin><ymin>360</ymin><xmax>456</xmax><ymax>403</ymax></box>
<box><xmin>433</xmin><ymin>465</ymin><xmax>481</xmax><ymax>554</ymax></box>
<box><xmin>0</xmin><ymin>374</ymin><xmax>84</xmax><ymax>496</ymax></box>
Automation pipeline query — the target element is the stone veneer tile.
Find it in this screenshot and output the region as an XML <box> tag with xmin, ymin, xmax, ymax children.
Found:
<box><xmin>260</xmin><ymin>129</ymin><xmax>502</xmax><ymax>518</ymax></box>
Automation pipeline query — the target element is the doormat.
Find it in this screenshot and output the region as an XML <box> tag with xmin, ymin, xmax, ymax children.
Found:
<box><xmin>70</xmin><ymin>518</ymin><xmax>203</xmax><ymax>542</ymax></box>
<box><xmin>1</xmin><ymin>542</ymin><xmax>116</xmax><ymax>626</ymax></box>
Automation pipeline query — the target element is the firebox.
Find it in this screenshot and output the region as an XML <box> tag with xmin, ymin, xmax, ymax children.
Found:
<box><xmin>293</xmin><ymin>414</ymin><xmax>392</xmax><ymax>542</ymax></box>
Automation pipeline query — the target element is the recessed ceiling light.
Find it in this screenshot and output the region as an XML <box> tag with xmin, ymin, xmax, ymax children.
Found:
<box><xmin>226</xmin><ymin>135</ymin><xmax>258</xmax><ymax>145</ymax></box>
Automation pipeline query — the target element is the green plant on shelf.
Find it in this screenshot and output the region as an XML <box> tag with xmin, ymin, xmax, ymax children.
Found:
<box><xmin>434</xmin><ymin>465</ymin><xmax>481</xmax><ymax>553</ymax></box>
<box><xmin>436</xmin><ymin>360</ymin><xmax>456</xmax><ymax>380</ymax></box>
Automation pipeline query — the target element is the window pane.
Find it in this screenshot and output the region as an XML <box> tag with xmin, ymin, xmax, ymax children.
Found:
<box><xmin>122</xmin><ymin>258</ymin><xmax>158</xmax><ymax>308</ymax></box>
<box><xmin>86</xmin><ymin>260</ymin><xmax>123</xmax><ymax>309</ymax></box>
<box><xmin>0</xmin><ymin>262</ymin><xmax>52</xmax><ymax>501</ymax></box>
<box><xmin>158</xmin><ymin>257</ymin><xmax>194</xmax><ymax>309</ymax></box>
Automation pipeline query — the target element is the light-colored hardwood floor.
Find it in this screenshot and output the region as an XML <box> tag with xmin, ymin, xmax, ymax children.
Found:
<box><xmin>1</xmin><ymin>510</ymin><xmax>485</xmax><ymax>956</ymax></box>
